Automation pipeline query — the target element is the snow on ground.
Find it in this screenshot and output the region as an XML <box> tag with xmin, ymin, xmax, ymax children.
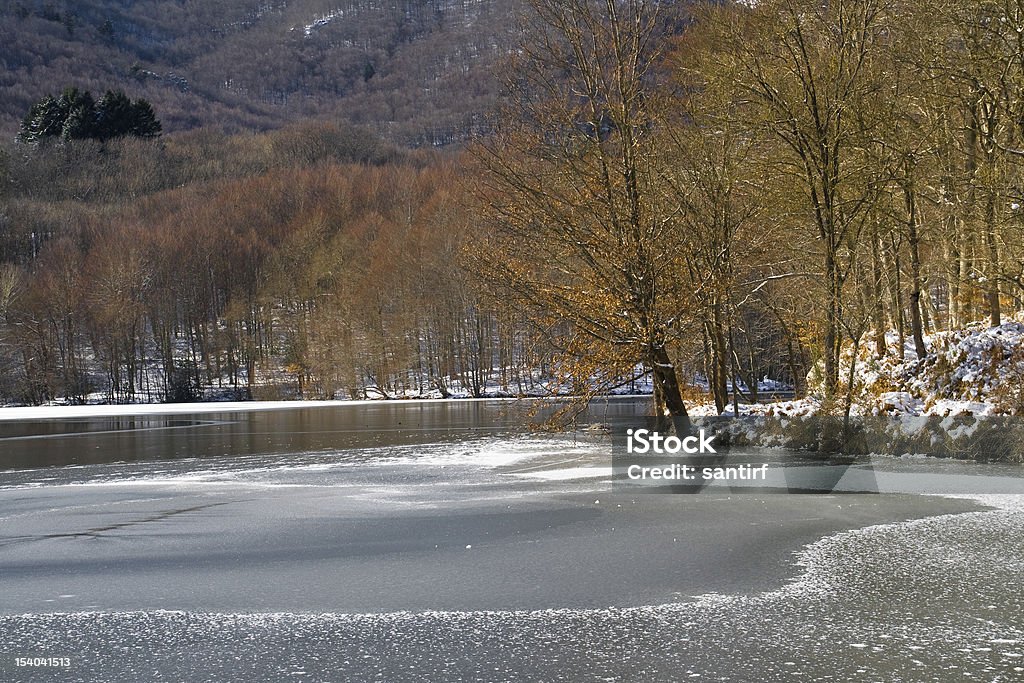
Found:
<box><xmin>512</xmin><ymin>467</ymin><xmax>614</xmax><ymax>481</ymax></box>
<box><xmin>839</xmin><ymin>320</ymin><xmax>1024</xmax><ymax>416</ymax></box>
<box><xmin>690</xmin><ymin>397</ymin><xmax>821</xmax><ymax>418</ymax></box>
<box><xmin>685</xmin><ymin>321</ymin><xmax>1024</xmax><ymax>419</ymax></box>
<box><xmin>299</xmin><ymin>8</ymin><xmax>344</xmax><ymax>36</ymax></box>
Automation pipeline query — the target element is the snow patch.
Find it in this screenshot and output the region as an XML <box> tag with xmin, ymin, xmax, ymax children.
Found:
<box><xmin>511</xmin><ymin>467</ymin><xmax>614</xmax><ymax>481</ymax></box>
<box><xmin>299</xmin><ymin>8</ymin><xmax>344</xmax><ymax>36</ymax></box>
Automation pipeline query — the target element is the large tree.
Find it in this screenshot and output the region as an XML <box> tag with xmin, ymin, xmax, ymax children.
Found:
<box><xmin>476</xmin><ymin>0</ymin><xmax>693</xmax><ymax>418</ymax></box>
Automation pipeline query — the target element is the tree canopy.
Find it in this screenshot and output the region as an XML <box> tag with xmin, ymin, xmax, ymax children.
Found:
<box><xmin>17</xmin><ymin>88</ymin><xmax>161</xmax><ymax>144</ymax></box>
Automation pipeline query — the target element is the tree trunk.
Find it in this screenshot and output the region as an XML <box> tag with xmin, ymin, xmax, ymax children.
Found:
<box><xmin>984</xmin><ymin>185</ymin><xmax>1001</xmax><ymax>326</ymax></box>
<box><xmin>904</xmin><ymin>183</ymin><xmax>927</xmax><ymax>359</ymax></box>
<box><xmin>869</xmin><ymin>223</ymin><xmax>887</xmax><ymax>357</ymax></box>
<box><xmin>957</xmin><ymin>224</ymin><xmax>972</xmax><ymax>326</ymax></box>
<box><xmin>650</xmin><ymin>344</ymin><xmax>689</xmax><ymax>419</ymax></box>
<box><xmin>886</xmin><ymin>234</ymin><xmax>906</xmax><ymax>360</ymax></box>
<box><xmin>708</xmin><ymin>300</ymin><xmax>729</xmax><ymax>414</ymax></box>
<box><xmin>823</xmin><ymin>246</ymin><xmax>842</xmax><ymax>399</ymax></box>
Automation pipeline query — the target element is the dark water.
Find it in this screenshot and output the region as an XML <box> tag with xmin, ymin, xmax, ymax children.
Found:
<box><xmin>4</xmin><ymin>397</ymin><xmax>1024</xmax><ymax>495</ymax></box>
<box><xmin>0</xmin><ymin>398</ymin><xmax>646</xmax><ymax>470</ymax></box>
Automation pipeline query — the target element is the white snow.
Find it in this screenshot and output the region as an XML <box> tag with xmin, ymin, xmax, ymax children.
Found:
<box><xmin>700</xmin><ymin>320</ymin><xmax>1024</xmax><ymax>419</ymax></box>
<box><xmin>511</xmin><ymin>467</ymin><xmax>614</xmax><ymax>481</ymax></box>
<box><xmin>849</xmin><ymin>321</ymin><xmax>1024</xmax><ymax>416</ymax></box>
<box><xmin>300</xmin><ymin>8</ymin><xmax>344</xmax><ymax>36</ymax></box>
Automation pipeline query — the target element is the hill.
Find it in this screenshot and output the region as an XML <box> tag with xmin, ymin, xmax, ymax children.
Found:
<box><xmin>0</xmin><ymin>0</ymin><xmax>518</xmax><ymax>145</ymax></box>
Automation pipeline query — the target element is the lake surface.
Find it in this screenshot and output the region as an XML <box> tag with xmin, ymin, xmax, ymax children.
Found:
<box><xmin>0</xmin><ymin>398</ymin><xmax>1022</xmax><ymax>681</ymax></box>
<box><xmin>0</xmin><ymin>398</ymin><xmax>643</xmax><ymax>470</ymax></box>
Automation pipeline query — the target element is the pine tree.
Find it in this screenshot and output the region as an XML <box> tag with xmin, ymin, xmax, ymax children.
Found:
<box><xmin>95</xmin><ymin>90</ymin><xmax>135</xmax><ymax>140</ymax></box>
<box><xmin>16</xmin><ymin>89</ymin><xmax>161</xmax><ymax>144</ymax></box>
<box><xmin>58</xmin><ymin>89</ymin><xmax>96</xmax><ymax>141</ymax></box>
<box><xmin>17</xmin><ymin>96</ymin><xmax>64</xmax><ymax>143</ymax></box>
<box><xmin>129</xmin><ymin>99</ymin><xmax>161</xmax><ymax>138</ymax></box>
<box><xmin>98</xmin><ymin>19</ymin><xmax>115</xmax><ymax>42</ymax></box>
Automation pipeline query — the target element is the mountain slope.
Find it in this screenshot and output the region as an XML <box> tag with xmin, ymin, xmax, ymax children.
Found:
<box><xmin>0</xmin><ymin>0</ymin><xmax>518</xmax><ymax>144</ymax></box>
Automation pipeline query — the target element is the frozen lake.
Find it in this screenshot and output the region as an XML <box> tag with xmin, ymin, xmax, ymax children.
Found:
<box><xmin>0</xmin><ymin>399</ymin><xmax>1022</xmax><ymax>681</ymax></box>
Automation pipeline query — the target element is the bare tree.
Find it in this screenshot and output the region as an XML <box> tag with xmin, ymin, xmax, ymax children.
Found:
<box><xmin>697</xmin><ymin>0</ymin><xmax>892</xmax><ymax>401</ymax></box>
<box><xmin>476</xmin><ymin>0</ymin><xmax>692</xmax><ymax>417</ymax></box>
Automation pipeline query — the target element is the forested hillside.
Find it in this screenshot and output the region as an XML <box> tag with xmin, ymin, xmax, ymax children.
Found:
<box><xmin>5</xmin><ymin>0</ymin><xmax>1024</xmax><ymax>416</ymax></box>
<box><xmin>1</xmin><ymin>0</ymin><xmax>516</xmax><ymax>145</ymax></box>
<box><xmin>0</xmin><ymin>124</ymin><xmax>556</xmax><ymax>403</ymax></box>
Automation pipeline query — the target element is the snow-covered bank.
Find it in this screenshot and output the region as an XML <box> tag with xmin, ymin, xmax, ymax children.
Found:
<box><xmin>694</xmin><ymin>321</ymin><xmax>1024</xmax><ymax>418</ymax></box>
<box><xmin>683</xmin><ymin>322</ymin><xmax>1024</xmax><ymax>461</ymax></box>
<box><xmin>688</xmin><ymin>408</ymin><xmax>1024</xmax><ymax>461</ymax></box>
<box><xmin>839</xmin><ymin>320</ymin><xmax>1024</xmax><ymax>417</ymax></box>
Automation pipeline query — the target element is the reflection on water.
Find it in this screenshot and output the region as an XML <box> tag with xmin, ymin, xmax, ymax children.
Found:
<box><xmin>0</xmin><ymin>398</ymin><xmax>650</xmax><ymax>470</ymax></box>
<box><xmin>3</xmin><ymin>397</ymin><xmax>1023</xmax><ymax>498</ymax></box>
<box><xmin>0</xmin><ymin>417</ymin><xmax>219</xmax><ymax>439</ymax></box>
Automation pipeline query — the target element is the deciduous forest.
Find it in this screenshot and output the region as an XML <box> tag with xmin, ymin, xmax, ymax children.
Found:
<box><xmin>4</xmin><ymin>0</ymin><xmax>1024</xmax><ymax>417</ymax></box>
<box><xmin>0</xmin><ymin>0</ymin><xmax>514</xmax><ymax>145</ymax></box>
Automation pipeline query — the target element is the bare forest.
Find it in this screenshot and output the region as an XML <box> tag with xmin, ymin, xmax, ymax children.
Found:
<box><xmin>3</xmin><ymin>0</ymin><xmax>1024</xmax><ymax>416</ymax></box>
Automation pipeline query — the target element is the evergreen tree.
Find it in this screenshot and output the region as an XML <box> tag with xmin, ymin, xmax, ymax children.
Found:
<box><xmin>95</xmin><ymin>90</ymin><xmax>135</xmax><ymax>140</ymax></box>
<box><xmin>98</xmin><ymin>19</ymin><xmax>115</xmax><ymax>42</ymax></box>
<box><xmin>16</xmin><ymin>88</ymin><xmax>161</xmax><ymax>144</ymax></box>
<box><xmin>129</xmin><ymin>99</ymin><xmax>161</xmax><ymax>138</ymax></box>
<box><xmin>58</xmin><ymin>89</ymin><xmax>96</xmax><ymax>141</ymax></box>
<box><xmin>17</xmin><ymin>96</ymin><xmax>64</xmax><ymax>143</ymax></box>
